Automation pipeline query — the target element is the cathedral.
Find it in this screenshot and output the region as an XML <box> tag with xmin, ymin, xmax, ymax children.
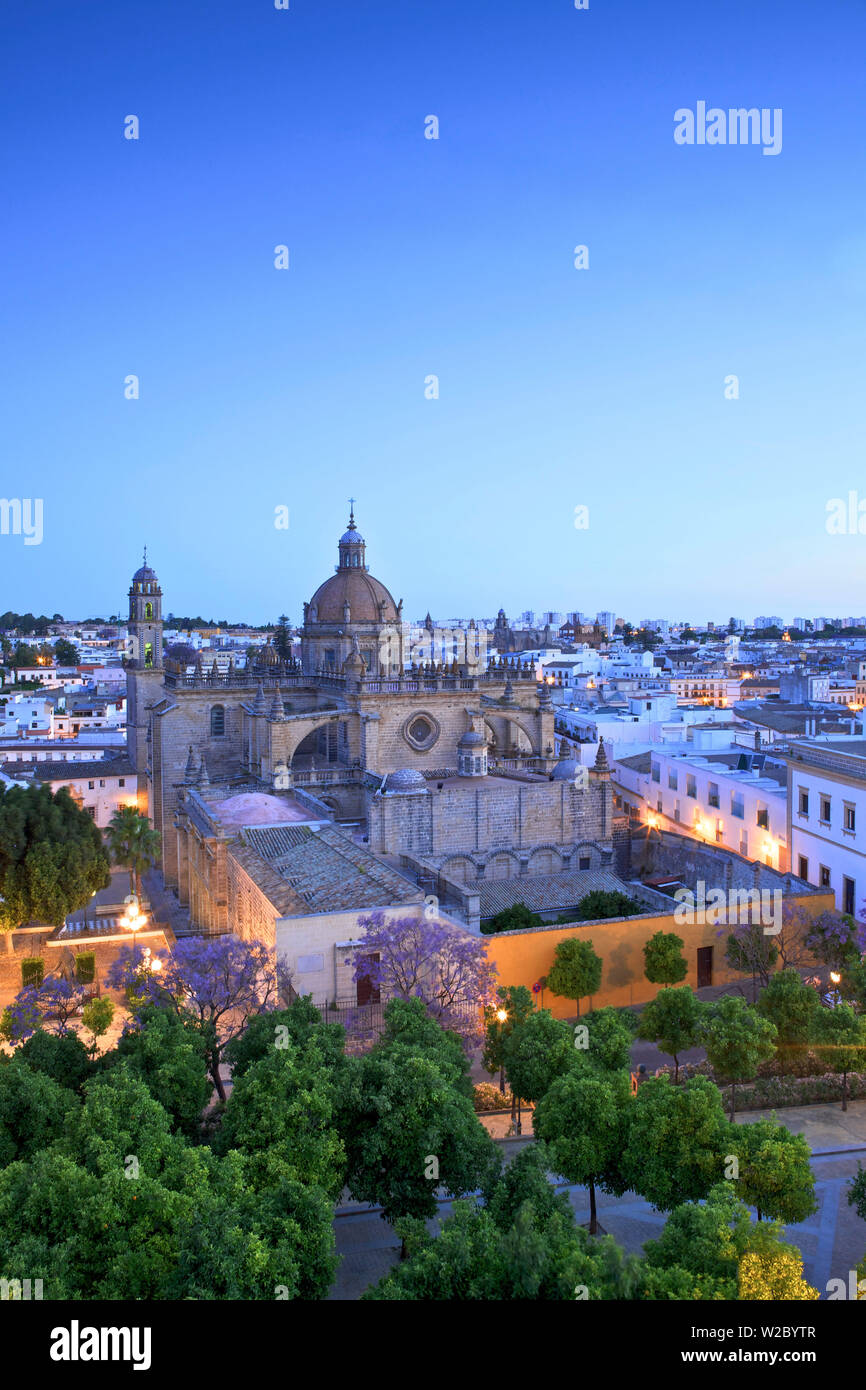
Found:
<box><xmin>126</xmin><ymin>512</ymin><xmax>616</xmax><ymax>953</ymax></box>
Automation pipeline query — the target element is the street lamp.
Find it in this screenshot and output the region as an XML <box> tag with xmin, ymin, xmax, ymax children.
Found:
<box><xmin>830</xmin><ymin>971</ymin><xmax>842</xmax><ymax>1007</ymax></box>
<box><xmin>496</xmin><ymin>1008</ymin><xmax>508</xmax><ymax>1093</ymax></box>
<box><xmin>120</xmin><ymin>896</ymin><xmax>148</xmax><ymax>963</ymax></box>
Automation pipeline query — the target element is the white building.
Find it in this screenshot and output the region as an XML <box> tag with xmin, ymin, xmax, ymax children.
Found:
<box><xmin>783</xmin><ymin>739</ymin><xmax>866</xmax><ymax>915</ymax></box>
<box><xmin>612</xmin><ymin>744</ymin><xmax>789</xmax><ymax>870</ymax></box>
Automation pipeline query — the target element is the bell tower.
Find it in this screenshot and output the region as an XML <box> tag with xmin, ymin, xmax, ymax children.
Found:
<box><xmin>128</xmin><ymin>548</ymin><xmax>163</xmax><ymax>670</ymax></box>
<box><xmin>126</xmin><ymin>550</ymin><xmax>165</xmax><ymax>811</ymax></box>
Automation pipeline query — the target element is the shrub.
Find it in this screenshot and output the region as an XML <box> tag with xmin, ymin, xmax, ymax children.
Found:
<box><xmin>21</xmin><ymin>958</ymin><xmax>44</xmax><ymax>988</ymax></box>
<box><xmin>482</xmin><ymin>903</ymin><xmax>544</xmax><ymax>935</ymax></box>
<box><xmin>568</xmin><ymin>890</ymin><xmax>644</xmax><ymax>922</ymax></box>
<box><xmin>473</xmin><ymin>1081</ymin><xmax>515</xmax><ymax>1112</ymax></box>
<box><xmin>74</xmin><ymin>952</ymin><xmax>96</xmax><ymax>985</ymax></box>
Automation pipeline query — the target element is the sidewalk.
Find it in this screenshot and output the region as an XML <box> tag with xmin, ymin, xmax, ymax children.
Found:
<box><xmin>734</xmin><ymin>1097</ymin><xmax>866</xmax><ymax>1154</ymax></box>
<box><xmin>477</xmin><ymin>1098</ymin><xmax>866</xmax><ymax>1153</ymax></box>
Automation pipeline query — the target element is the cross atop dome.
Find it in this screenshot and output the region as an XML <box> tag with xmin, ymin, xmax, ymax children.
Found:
<box><xmin>338</xmin><ymin>504</ymin><xmax>366</xmax><ymax>567</ymax></box>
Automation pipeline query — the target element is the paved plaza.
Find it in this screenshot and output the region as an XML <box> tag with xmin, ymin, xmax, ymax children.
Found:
<box><xmin>329</xmin><ymin>1100</ymin><xmax>866</xmax><ymax>1300</ymax></box>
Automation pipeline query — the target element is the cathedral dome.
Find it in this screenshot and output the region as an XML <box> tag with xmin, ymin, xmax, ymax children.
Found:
<box><xmin>551</xmin><ymin>758</ymin><xmax>582</xmax><ymax>781</ymax></box>
<box><xmin>309</xmin><ymin>569</ymin><xmax>399</xmax><ymax>625</ymax></box>
<box><xmin>307</xmin><ymin>509</ymin><xmax>400</xmax><ymax>625</ymax></box>
<box><xmin>383</xmin><ymin>768</ymin><xmax>427</xmax><ymax>792</ymax></box>
<box><xmin>458</xmin><ymin>730</ymin><xmax>486</xmax><ymax>748</ymax></box>
<box><xmin>133</xmin><ymin>563</ymin><xmax>158</xmax><ymax>584</ymax></box>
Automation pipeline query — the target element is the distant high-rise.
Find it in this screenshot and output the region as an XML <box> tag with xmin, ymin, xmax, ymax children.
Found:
<box><xmin>596</xmin><ymin>611</ymin><xmax>616</xmax><ymax>637</ymax></box>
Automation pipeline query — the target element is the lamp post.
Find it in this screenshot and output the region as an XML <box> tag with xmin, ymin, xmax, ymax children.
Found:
<box><xmin>120</xmin><ymin>896</ymin><xmax>148</xmax><ymax>965</ymax></box>
<box><xmin>830</xmin><ymin>971</ymin><xmax>842</xmax><ymax>1007</ymax></box>
<box><xmin>496</xmin><ymin>1007</ymin><xmax>508</xmax><ymax>1094</ymax></box>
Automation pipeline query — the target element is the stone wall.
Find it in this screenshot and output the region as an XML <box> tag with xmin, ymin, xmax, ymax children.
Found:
<box><xmin>371</xmin><ymin>772</ymin><xmax>613</xmax><ymax>866</ymax></box>
<box><xmin>0</xmin><ymin>928</ymin><xmax>171</xmax><ymax>1008</ymax></box>
<box><xmin>631</xmin><ymin>826</ymin><xmax>821</xmax><ymax>896</ymax></box>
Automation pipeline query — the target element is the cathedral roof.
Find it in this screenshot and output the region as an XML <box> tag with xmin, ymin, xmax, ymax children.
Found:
<box><xmin>307</xmin><ymin>509</ymin><xmax>401</xmax><ymax>625</ymax></box>
<box><xmin>309</xmin><ymin>566</ymin><xmax>399</xmax><ymax>624</ymax></box>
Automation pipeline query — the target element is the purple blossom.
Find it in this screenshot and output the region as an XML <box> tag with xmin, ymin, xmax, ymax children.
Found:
<box><xmin>1</xmin><ymin>976</ymin><xmax>86</xmax><ymax>1042</ymax></box>
<box><xmin>106</xmin><ymin>936</ymin><xmax>285</xmax><ymax>1100</ymax></box>
<box><xmin>349</xmin><ymin>912</ymin><xmax>498</xmax><ymax>1047</ymax></box>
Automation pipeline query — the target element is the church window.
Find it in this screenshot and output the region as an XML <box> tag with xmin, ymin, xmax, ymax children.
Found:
<box><xmin>324</xmin><ymin>649</ymin><xmax>336</xmax><ymax>668</ymax></box>
<box><xmin>144</xmin><ymin>643</ymin><xmax>153</xmax><ymax>668</ymax></box>
<box><xmin>403</xmin><ymin>711</ymin><xmax>440</xmax><ymax>751</ymax></box>
<box><xmin>210</xmin><ymin>705</ymin><xmax>225</xmax><ymax>736</ymax></box>
<box><xmin>145</xmin><ymin>602</ymin><xmax>153</xmax><ymax>619</ymax></box>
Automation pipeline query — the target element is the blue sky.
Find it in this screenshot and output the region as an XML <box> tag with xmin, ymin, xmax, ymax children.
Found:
<box><xmin>1</xmin><ymin>0</ymin><xmax>865</xmax><ymax>625</ymax></box>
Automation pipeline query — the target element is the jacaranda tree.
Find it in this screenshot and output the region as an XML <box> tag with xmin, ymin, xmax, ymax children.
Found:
<box><xmin>106</xmin><ymin>936</ymin><xmax>287</xmax><ymax>1101</ymax></box>
<box><xmin>349</xmin><ymin>912</ymin><xmax>498</xmax><ymax>1047</ymax></box>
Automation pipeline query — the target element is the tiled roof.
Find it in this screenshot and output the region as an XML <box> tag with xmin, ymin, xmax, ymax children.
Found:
<box><xmin>30</xmin><ymin>757</ymin><xmax>136</xmax><ymax>781</ymax></box>
<box><xmin>239</xmin><ymin>823</ymin><xmax>421</xmax><ymax>914</ymax></box>
<box><xmin>245</xmin><ymin>825</ymin><xmax>319</xmax><ymax>858</ymax></box>
<box><xmin>479</xmin><ymin>869</ymin><xmax>636</xmax><ymax>920</ymax></box>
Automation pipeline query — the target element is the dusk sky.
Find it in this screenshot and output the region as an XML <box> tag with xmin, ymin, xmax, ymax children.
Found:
<box><xmin>1</xmin><ymin>0</ymin><xmax>864</xmax><ymax>624</ymax></box>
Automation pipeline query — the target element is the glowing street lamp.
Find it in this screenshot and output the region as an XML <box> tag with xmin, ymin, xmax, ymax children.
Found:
<box><xmin>120</xmin><ymin>896</ymin><xmax>148</xmax><ymax>962</ymax></box>
<box><xmin>830</xmin><ymin>971</ymin><xmax>842</xmax><ymax>1006</ymax></box>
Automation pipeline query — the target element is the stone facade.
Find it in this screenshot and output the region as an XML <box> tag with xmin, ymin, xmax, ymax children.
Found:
<box><xmin>371</xmin><ymin>766</ymin><xmax>613</xmax><ymax>876</ymax></box>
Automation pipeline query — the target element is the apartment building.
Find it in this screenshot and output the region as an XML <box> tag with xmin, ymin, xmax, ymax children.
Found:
<box><xmin>613</xmin><ymin>745</ymin><xmax>789</xmax><ymax>870</ymax></box>
<box><xmin>783</xmin><ymin>739</ymin><xmax>866</xmax><ymax>915</ymax></box>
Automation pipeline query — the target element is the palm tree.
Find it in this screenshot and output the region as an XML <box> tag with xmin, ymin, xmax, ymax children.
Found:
<box><xmin>105</xmin><ymin>806</ymin><xmax>161</xmax><ymax>903</ymax></box>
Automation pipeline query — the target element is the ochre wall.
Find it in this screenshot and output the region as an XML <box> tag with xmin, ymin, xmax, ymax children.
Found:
<box><xmin>482</xmin><ymin>891</ymin><xmax>836</xmax><ymax>1015</ymax></box>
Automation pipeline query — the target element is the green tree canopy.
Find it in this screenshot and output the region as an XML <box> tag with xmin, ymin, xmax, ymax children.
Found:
<box><xmin>635</xmin><ymin>987</ymin><xmax>705</xmax><ymax>1084</ymax></box>
<box><xmin>482</xmin><ymin>902</ymin><xmax>544</xmax><ymax>934</ymax></box>
<box><xmin>619</xmin><ymin>1076</ymin><xmax>730</xmax><ymax>1211</ymax></box>
<box><xmin>104</xmin><ymin>804</ymin><xmax>161</xmax><ymax>902</ymax></box>
<box><xmin>571</xmin><ymin>889</ymin><xmax>644</xmax><ymax>922</ymax></box>
<box><xmin>215</xmin><ymin>1038</ymin><xmax>346</xmax><ymax>1198</ymax></box>
<box><xmin>579</xmin><ymin>1006</ymin><xmax>635</xmax><ymax>1074</ymax></box>
<box><xmin>640</xmin><ymin>1181</ymin><xmax>818</xmax><ymax>1300</ymax></box>
<box><xmin>16</xmin><ymin>1028</ymin><xmax>92</xmax><ymax>1092</ymax></box>
<box><xmin>500</xmin><ymin>1008</ymin><xmax>575</xmax><ymax>1105</ymax></box>
<box><xmin>643</xmin><ymin>930</ymin><xmax>688</xmax><ymax>985</ymax></box>
<box><xmin>481</xmin><ymin>985</ymin><xmax>535</xmax><ymax>1089</ymax></box>
<box><xmin>0</xmin><ymin>1061</ymin><xmax>78</xmax><ymax>1166</ymax></box>
<box><xmin>340</xmin><ymin>1048</ymin><xmax>500</xmax><ymax>1233</ymax></box>
<box><xmin>756</xmin><ymin>968</ymin><xmax>821</xmax><ymax>1048</ymax></box>
<box><xmin>53</xmin><ymin>638</ymin><xmax>78</xmax><ymax>666</ymax></box>
<box><xmin>547</xmin><ymin>936</ymin><xmax>602</xmax><ymax>1017</ymax></box>
<box><xmin>103</xmin><ymin>1006</ymin><xmax>212</xmax><ymax>1136</ymax></box>
<box><xmin>811</xmin><ymin>1003</ymin><xmax>866</xmax><ymax>1111</ymax></box>
<box><xmin>534</xmin><ymin>1068</ymin><xmax>632</xmax><ymax>1234</ymax></box>
<box><xmin>729</xmin><ymin>1119</ymin><xmax>817</xmax><ymax>1224</ymax></box>
<box><xmin>0</xmin><ymin>784</ymin><xmax>110</xmax><ymax>936</ymax></box>
<box><xmin>699</xmin><ymin>995</ymin><xmax>777</xmax><ymax>1119</ymax></box>
<box><xmin>223</xmin><ymin>995</ymin><xmax>346</xmax><ymax>1081</ymax></box>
